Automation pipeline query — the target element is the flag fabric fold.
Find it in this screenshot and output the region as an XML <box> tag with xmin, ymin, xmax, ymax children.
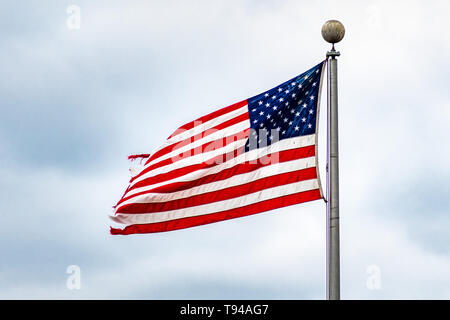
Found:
<box><xmin>111</xmin><ymin>61</ymin><xmax>326</xmax><ymax>235</ymax></box>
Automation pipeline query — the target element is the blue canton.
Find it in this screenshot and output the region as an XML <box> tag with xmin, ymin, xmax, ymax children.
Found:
<box><xmin>245</xmin><ymin>61</ymin><xmax>325</xmax><ymax>152</ymax></box>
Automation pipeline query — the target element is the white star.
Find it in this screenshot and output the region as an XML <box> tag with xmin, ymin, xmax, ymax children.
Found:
<box><xmin>298</xmin><ymin>84</ymin><xmax>302</xmax><ymax>88</ymax></box>
<box><xmin>260</xmin><ymin>123</ymin><xmax>264</xmax><ymax>127</ymax></box>
<box><xmin>304</xmin><ymin>75</ymin><xmax>308</xmax><ymax>80</ymax></box>
<box><xmin>265</xmin><ymin>103</ymin><xmax>270</xmax><ymax>107</ymax></box>
<box><xmin>302</xmin><ymin>117</ymin><xmax>306</xmax><ymax>122</ymax></box>
<box><xmin>292</xmin><ymin>93</ymin><xmax>296</xmax><ymax>97</ymax></box>
<box><xmin>285</xmin><ymin>102</ymin><xmax>289</xmax><ymax>106</ymax></box>
<box><xmin>258</xmin><ymin>101</ymin><xmax>263</xmax><ymax>105</ymax></box>
<box><xmin>295</xmin><ymin>126</ymin><xmax>299</xmax><ymax>131</ymax></box>
<box><xmin>295</xmin><ymin>112</ymin><xmax>300</xmax><ymax>117</ymax></box>
<box><xmin>272</xmin><ymin>95</ymin><xmax>276</xmax><ymax>100</ymax></box>
<box><xmin>302</xmin><ymin>103</ymin><xmax>307</xmax><ymax>108</ymax></box>
<box><xmin>289</xmin><ymin>121</ymin><xmax>293</xmax><ymax>125</ymax></box>
<box><xmin>279</xmin><ymin>98</ymin><xmax>284</xmax><ymax>102</ymax></box>
<box><xmin>310</xmin><ymin>95</ymin><xmax>315</xmax><ymax>100</ymax></box>
<box><xmin>309</xmin><ymin>109</ymin><xmax>314</xmax><ymax>114</ymax></box>
<box><xmin>285</xmin><ymin>90</ymin><xmax>290</xmax><ymax>94</ymax></box>
<box><xmin>272</xmin><ymin>106</ymin><xmax>277</xmax><ymax>110</ymax></box>
<box><xmin>253</xmin><ymin>119</ymin><xmax>258</xmax><ymax>123</ymax></box>
<box><xmin>283</xmin><ymin>118</ymin><xmax>288</xmax><ymax>123</ymax></box>
<box><xmin>297</xmin><ymin>99</ymin><xmax>303</xmax><ymax>105</ymax></box>
<box><xmin>278</xmin><ymin>88</ymin><xmax>282</xmax><ymax>92</ymax></box>
<box><xmin>292</xmin><ymin>82</ymin><xmax>296</xmax><ymax>86</ymax></box>
<box><xmin>276</xmin><ymin>127</ymin><xmax>281</xmax><ymax>132</ymax></box>
<box><xmin>290</xmin><ymin>109</ymin><xmax>295</xmax><ymax>113</ymax></box>
<box><xmin>282</xmin><ymin>130</ymin><xmax>286</xmax><ymax>135</ymax></box>
<box><xmin>308</xmin><ymin>124</ymin><xmax>312</xmax><ymax>129</ymax></box>
<box><xmin>259</xmin><ymin>111</ymin><xmax>264</xmax><ymax>115</ymax></box>
<box><xmin>252</xmin><ymin>108</ymin><xmax>256</xmax><ymax>112</ymax></box>
<box><xmin>264</xmin><ymin>93</ymin><xmax>269</xmax><ymax>97</ymax></box>
<box><xmin>312</xmin><ymin>82</ymin><xmax>317</xmax><ymax>86</ymax></box>
<box><xmin>266</xmin><ymin>114</ymin><xmax>271</xmax><ymax>119</ymax></box>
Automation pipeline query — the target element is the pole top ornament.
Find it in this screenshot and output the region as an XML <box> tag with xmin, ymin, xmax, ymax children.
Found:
<box><xmin>321</xmin><ymin>20</ymin><xmax>345</xmax><ymax>44</ymax></box>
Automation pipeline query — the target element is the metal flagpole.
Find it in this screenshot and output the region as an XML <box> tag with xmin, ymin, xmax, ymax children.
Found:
<box><xmin>322</xmin><ymin>20</ymin><xmax>345</xmax><ymax>300</ymax></box>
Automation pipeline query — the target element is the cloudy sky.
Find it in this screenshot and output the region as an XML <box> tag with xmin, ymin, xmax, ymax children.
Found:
<box><xmin>1</xmin><ymin>0</ymin><xmax>449</xmax><ymax>299</ymax></box>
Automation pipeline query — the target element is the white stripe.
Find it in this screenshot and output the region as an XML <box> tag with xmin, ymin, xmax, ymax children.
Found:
<box><xmin>141</xmin><ymin>120</ymin><xmax>250</xmax><ymax>171</ymax></box>
<box><xmin>137</xmin><ymin>105</ymin><xmax>248</xmax><ymax>169</ymax></box>
<box><xmin>167</xmin><ymin>105</ymin><xmax>248</xmax><ymax>144</ymax></box>
<box><xmin>129</xmin><ymin>138</ymin><xmax>248</xmax><ymax>188</ymax></box>
<box><xmin>117</xmin><ymin>156</ymin><xmax>316</xmax><ymax>209</ymax></box>
<box><xmin>122</xmin><ymin>134</ymin><xmax>316</xmax><ymax>199</ymax></box>
<box><xmin>111</xmin><ymin>179</ymin><xmax>319</xmax><ymax>225</ymax></box>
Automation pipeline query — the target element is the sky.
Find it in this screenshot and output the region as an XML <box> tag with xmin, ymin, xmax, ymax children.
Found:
<box><xmin>0</xmin><ymin>0</ymin><xmax>449</xmax><ymax>299</ymax></box>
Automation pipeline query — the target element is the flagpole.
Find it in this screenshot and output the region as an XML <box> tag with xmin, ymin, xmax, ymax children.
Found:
<box><xmin>322</xmin><ymin>20</ymin><xmax>345</xmax><ymax>300</ymax></box>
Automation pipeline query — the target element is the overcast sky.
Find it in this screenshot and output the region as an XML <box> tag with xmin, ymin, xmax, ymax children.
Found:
<box><xmin>1</xmin><ymin>0</ymin><xmax>449</xmax><ymax>299</ymax></box>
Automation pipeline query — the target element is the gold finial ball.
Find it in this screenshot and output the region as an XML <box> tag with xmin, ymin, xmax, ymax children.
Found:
<box><xmin>321</xmin><ymin>20</ymin><xmax>345</xmax><ymax>44</ymax></box>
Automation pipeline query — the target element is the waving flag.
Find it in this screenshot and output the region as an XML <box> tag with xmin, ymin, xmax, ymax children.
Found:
<box><xmin>111</xmin><ymin>61</ymin><xmax>326</xmax><ymax>235</ymax></box>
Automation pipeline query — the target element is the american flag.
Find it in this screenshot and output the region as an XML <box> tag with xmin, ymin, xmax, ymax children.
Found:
<box><xmin>111</xmin><ymin>61</ymin><xmax>325</xmax><ymax>235</ymax></box>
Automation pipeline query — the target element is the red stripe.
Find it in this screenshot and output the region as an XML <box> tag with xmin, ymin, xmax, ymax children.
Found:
<box><xmin>117</xmin><ymin>145</ymin><xmax>315</xmax><ymax>206</ymax></box>
<box><xmin>168</xmin><ymin>100</ymin><xmax>247</xmax><ymax>139</ymax></box>
<box><xmin>141</xmin><ymin>112</ymin><xmax>250</xmax><ymax>170</ymax></box>
<box><xmin>128</xmin><ymin>154</ymin><xmax>150</xmax><ymax>160</ymax></box>
<box><xmin>117</xmin><ymin>167</ymin><xmax>317</xmax><ymax>213</ymax></box>
<box><xmin>130</xmin><ymin>128</ymin><xmax>250</xmax><ymax>183</ymax></box>
<box><xmin>110</xmin><ymin>189</ymin><xmax>321</xmax><ymax>235</ymax></box>
<box><xmin>128</xmin><ymin>145</ymin><xmax>246</xmax><ymax>192</ymax></box>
